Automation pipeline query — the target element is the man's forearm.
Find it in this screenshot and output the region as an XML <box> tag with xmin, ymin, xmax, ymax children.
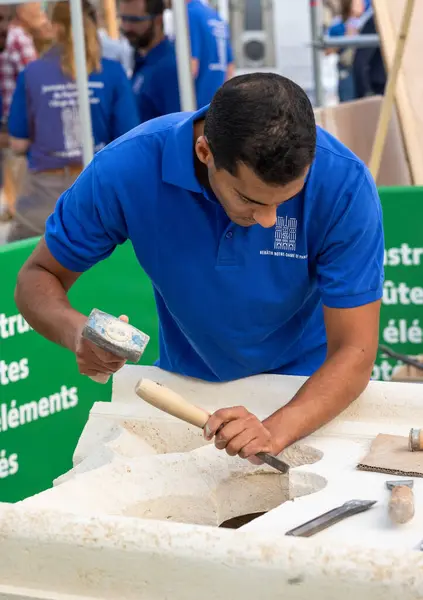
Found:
<box><xmin>15</xmin><ymin>264</ymin><xmax>86</xmax><ymax>352</ymax></box>
<box><xmin>263</xmin><ymin>346</ymin><xmax>374</xmax><ymax>452</ymax></box>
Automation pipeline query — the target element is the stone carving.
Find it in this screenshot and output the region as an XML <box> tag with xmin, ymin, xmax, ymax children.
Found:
<box><xmin>1</xmin><ymin>365</ymin><xmax>423</xmax><ymax>599</ymax></box>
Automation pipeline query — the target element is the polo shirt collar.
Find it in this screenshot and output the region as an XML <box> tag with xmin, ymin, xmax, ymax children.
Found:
<box><xmin>162</xmin><ymin>104</ymin><xmax>209</xmax><ymax>193</ymax></box>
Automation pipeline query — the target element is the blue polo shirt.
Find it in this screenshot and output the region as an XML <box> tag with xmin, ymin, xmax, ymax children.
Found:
<box><xmin>131</xmin><ymin>38</ymin><xmax>180</xmax><ymax>122</ymax></box>
<box><xmin>188</xmin><ymin>0</ymin><xmax>234</xmax><ymax>107</ymax></box>
<box><xmin>44</xmin><ymin>106</ymin><xmax>384</xmax><ymax>383</ymax></box>
<box><xmin>8</xmin><ymin>48</ymin><xmax>139</xmax><ymax>172</ymax></box>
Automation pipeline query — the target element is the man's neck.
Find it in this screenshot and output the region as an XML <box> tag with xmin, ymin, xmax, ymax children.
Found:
<box><xmin>138</xmin><ymin>33</ymin><xmax>166</xmax><ymax>56</ymax></box>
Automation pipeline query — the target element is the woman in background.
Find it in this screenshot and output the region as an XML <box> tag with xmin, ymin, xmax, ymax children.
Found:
<box><xmin>326</xmin><ymin>0</ymin><xmax>372</xmax><ymax>102</ymax></box>
<box><xmin>7</xmin><ymin>0</ymin><xmax>139</xmax><ymax>242</ymax></box>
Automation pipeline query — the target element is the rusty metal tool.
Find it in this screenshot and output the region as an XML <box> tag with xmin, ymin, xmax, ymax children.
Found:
<box><xmin>409</xmin><ymin>429</ymin><xmax>423</xmax><ymax>452</ymax></box>
<box><xmin>379</xmin><ymin>345</ymin><xmax>423</xmax><ymax>371</ymax></box>
<box><xmin>386</xmin><ymin>480</ymin><xmax>414</xmax><ymax>524</ymax></box>
<box><xmin>285</xmin><ymin>500</ymin><xmax>377</xmax><ymax>537</ymax></box>
<box><xmin>135</xmin><ymin>378</ymin><xmax>290</xmax><ymax>474</ymax></box>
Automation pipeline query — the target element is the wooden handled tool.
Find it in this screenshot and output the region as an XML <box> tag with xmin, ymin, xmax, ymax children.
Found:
<box><xmin>386</xmin><ymin>480</ymin><xmax>414</xmax><ymax>524</ymax></box>
<box><xmin>135</xmin><ymin>378</ymin><xmax>290</xmax><ymax>474</ymax></box>
<box><xmin>135</xmin><ymin>378</ymin><xmax>210</xmax><ymax>428</ymax></box>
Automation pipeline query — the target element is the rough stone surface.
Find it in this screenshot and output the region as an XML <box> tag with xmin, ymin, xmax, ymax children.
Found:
<box><xmin>1</xmin><ymin>366</ymin><xmax>423</xmax><ymax>599</ymax></box>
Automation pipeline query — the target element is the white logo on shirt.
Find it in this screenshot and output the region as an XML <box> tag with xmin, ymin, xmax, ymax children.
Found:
<box><xmin>259</xmin><ymin>216</ymin><xmax>308</xmax><ymax>259</ymax></box>
<box><xmin>208</xmin><ymin>19</ymin><xmax>228</xmax><ymax>72</ymax></box>
<box><xmin>274</xmin><ymin>216</ymin><xmax>297</xmax><ymax>251</ymax></box>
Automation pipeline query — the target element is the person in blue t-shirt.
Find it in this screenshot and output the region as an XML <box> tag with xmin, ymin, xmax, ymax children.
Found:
<box><xmin>15</xmin><ymin>73</ymin><xmax>384</xmax><ymax>463</ymax></box>
<box><xmin>120</xmin><ymin>0</ymin><xmax>234</xmax><ymax>121</ymax></box>
<box><xmin>6</xmin><ymin>0</ymin><xmax>138</xmax><ymax>242</ymax></box>
<box><xmin>120</xmin><ymin>0</ymin><xmax>180</xmax><ymax>122</ymax></box>
<box><xmin>186</xmin><ymin>0</ymin><xmax>234</xmax><ymax>107</ymax></box>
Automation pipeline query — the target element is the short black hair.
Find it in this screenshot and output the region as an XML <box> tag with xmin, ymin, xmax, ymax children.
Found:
<box><xmin>204</xmin><ymin>73</ymin><xmax>316</xmax><ymax>186</ymax></box>
<box><xmin>146</xmin><ymin>0</ymin><xmax>164</xmax><ymax>13</ymax></box>
<box><xmin>119</xmin><ymin>0</ymin><xmax>164</xmax><ymax>13</ymax></box>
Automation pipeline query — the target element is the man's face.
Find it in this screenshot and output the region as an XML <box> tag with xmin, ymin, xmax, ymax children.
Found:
<box><xmin>0</xmin><ymin>6</ymin><xmax>11</xmax><ymax>53</ymax></box>
<box><xmin>120</xmin><ymin>0</ymin><xmax>157</xmax><ymax>50</ymax></box>
<box><xmin>195</xmin><ymin>137</ymin><xmax>309</xmax><ymax>228</ymax></box>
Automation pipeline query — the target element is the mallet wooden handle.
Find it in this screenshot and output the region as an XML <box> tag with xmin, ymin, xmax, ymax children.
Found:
<box><xmin>388</xmin><ymin>485</ymin><xmax>415</xmax><ymax>524</ymax></box>
<box><xmin>135</xmin><ymin>378</ymin><xmax>210</xmax><ymax>428</ymax></box>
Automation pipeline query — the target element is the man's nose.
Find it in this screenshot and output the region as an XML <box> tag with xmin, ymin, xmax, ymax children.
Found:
<box><xmin>253</xmin><ymin>206</ymin><xmax>277</xmax><ymax>228</ymax></box>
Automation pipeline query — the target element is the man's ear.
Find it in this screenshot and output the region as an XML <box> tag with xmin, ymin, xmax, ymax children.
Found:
<box><xmin>195</xmin><ymin>135</ymin><xmax>213</xmax><ymax>166</ymax></box>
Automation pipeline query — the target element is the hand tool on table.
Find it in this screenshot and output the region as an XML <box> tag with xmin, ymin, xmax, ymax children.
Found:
<box><xmin>285</xmin><ymin>500</ymin><xmax>377</xmax><ymax>537</ymax></box>
<box><xmin>82</xmin><ymin>309</ymin><xmax>150</xmax><ymax>384</ymax></box>
<box><xmin>386</xmin><ymin>480</ymin><xmax>414</xmax><ymax>524</ymax></box>
<box><xmin>379</xmin><ymin>345</ymin><xmax>423</xmax><ymax>372</ymax></box>
<box><xmin>135</xmin><ymin>378</ymin><xmax>290</xmax><ymax>474</ymax></box>
<box><xmin>409</xmin><ymin>429</ymin><xmax>423</xmax><ymax>452</ymax></box>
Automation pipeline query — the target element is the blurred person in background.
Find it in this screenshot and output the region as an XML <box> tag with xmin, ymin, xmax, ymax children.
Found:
<box><xmin>185</xmin><ymin>0</ymin><xmax>234</xmax><ymax>107</ymax></box>
<box><xmin>120</xmin><ymin>0</ymin><xmax>234</xmax><ymax>122</ymax></box>
<box><xmin>325</xmin><ymin>0</ymin><xmax>372</xmax><ymax>103</ymax></box>
<box><xmin>87</xmin><ymin>0</ymin><xmax>133</xmax><ymax>76</ymax></box>
<box><xmin>0</xmin><ymin>5</ymin><xmax>13</xmax><ymax>221</ymax></box>
<box><xmin>6</xmin><ymin>0</ymin><xmax>138</xmax><ymax>243</ymax></box>
<box><xmin>353</xmin><ymin>2</ymin><xmax>386</xmax><ymax>98</ymax></box>
<box><xmin>0</xmin><ymin>3</ymin><xmax>52</xmax><ymax>119</ymax></box>
<box><xmin>120</xmin><ymin>0</ymin><xmax>180</xmax><ymax>121</ymax></box>
<box><xmin>0</xmin><ymin>3</ymin><xmax>53</xmax><ymax>223</ymax></box>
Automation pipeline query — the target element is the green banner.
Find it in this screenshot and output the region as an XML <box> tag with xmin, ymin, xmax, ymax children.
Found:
<box><xmin>0</xmin><ymin>239</ymin><xmax>159</xmax><ymax>502</ymax></box>
<box><xmin>1</xmin><ymin>187</ymin><xmax>422</xmax><ymax>502</ymax></box>
<box><xmin>373</xmin><ymin>187</ymin><xmax>423</xmax><ymax>381</ymax></box>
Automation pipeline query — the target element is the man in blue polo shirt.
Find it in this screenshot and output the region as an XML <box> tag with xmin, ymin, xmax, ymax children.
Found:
<box><xmin>15</xmin><ymin>73</ymin><xmax>384</xmax><ymax>462</ymax></box>
<box><xmin>120</xmin><ymin>0</ymin><xmax>180</xmax><ymax>121</ymax></box>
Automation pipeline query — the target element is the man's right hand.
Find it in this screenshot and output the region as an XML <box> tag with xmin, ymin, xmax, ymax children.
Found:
<box><xmin>74</xmin><ymin>315</ymin><xmax>129</xmax><ymax>378</ymax></box>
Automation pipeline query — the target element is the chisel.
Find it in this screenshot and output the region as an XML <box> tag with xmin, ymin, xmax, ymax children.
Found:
<box><xmin>135</xmin><ymin>378</ymin><xmax>290</xmax><ymax>474</ymax></box>
<box><xmin>285</xmin><ymin>499</ymin><xmax>377</xmax><ymax>537</ymax></box>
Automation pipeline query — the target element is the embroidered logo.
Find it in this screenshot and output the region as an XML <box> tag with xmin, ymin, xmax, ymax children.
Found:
<box><xmin>274</xmin><ymin>216</ymin><xmax>297</xmax><ymax>251</ymax></box>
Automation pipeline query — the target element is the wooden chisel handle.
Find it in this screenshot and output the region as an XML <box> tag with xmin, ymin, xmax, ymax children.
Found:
<box><xmin>388</xmin><ymin>485</ymin><xmax>415</xmax><ymax>524</ymax></box>
<box><xmin>135</xmin><ymin>378</ymin><xmax>210</xmax><ymax>428</ymax></box>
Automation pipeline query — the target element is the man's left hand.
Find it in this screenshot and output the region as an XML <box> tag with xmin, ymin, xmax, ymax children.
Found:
<box><xmin>204</xmin><ymin>406</ymin><xmax>277</xmax><ymax>464</ymax></box>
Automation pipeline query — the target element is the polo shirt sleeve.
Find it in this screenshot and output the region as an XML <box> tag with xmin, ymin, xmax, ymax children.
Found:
<box><xmin>44</xmin><ymin>156</ymin><xmax>128</xmax><ymax>273</ymax></box>
<box><xmin>111</xmin><ymin>63</ymin><xmax>140</xmax><ymax>139</ymax></box>
<box><xmin>316</xmin><ymin>168</ymin><xmax>384</xmax><ymax>309</ymax></box>
<box><xmin>8</xmin><ymin>71</ymin><xmax>29</xmax><ymax>139</ymax></box>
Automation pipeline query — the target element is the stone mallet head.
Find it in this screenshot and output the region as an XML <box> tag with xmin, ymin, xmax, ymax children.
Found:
<box><xmin>82</xmin><ymin>309</ymin><xmax>150</xmax><ymax>384</ymax></box>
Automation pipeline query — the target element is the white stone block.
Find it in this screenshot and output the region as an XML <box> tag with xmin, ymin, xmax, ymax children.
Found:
<box><xmin>1</xmin><ymin>367</ymin><xmax>423</xmax><ymax>599</ymax></box>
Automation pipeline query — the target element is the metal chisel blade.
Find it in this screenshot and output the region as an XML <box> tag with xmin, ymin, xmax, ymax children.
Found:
<box><xmin>256</xmin><ymin>452</ymin><xmax>290</xmax><ymax>474</ymax></box>
<box><xmin>285</xmin><ymin>499</ymin><xmax>377</xmax><ymax>537</ymax></box>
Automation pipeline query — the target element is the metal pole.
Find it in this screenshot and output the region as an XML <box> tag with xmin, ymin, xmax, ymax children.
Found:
<box><xmin>309</xmin><ymin>0</ymin><xmax>324</xmax><ymax>107</ymax></box>
<box><xmin>70</xmin><ymin>0</ymin><xmax>94</xmax><ymax>166</ymax></box>
<box><xmin>314</xmin><ymin>34</ymin><xmax>380</xmax><ymax>50</ymax></box>
<box><xmin>217</xmin><ymin>0</ymin><xmax>229</xmax><ymax>23</ymax></box>
<box><xmin>172</xmin><ymin>0</ymin><xmax>196</xmax><ymax>111</ymax></box>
